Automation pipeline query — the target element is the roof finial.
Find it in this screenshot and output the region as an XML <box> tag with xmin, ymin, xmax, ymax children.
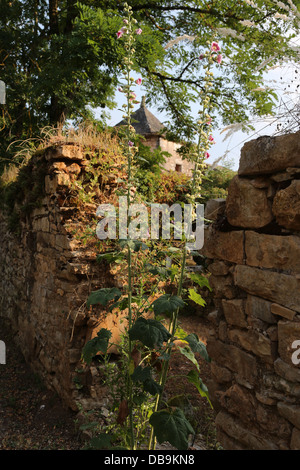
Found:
<box><xmin>141</xmin><ymin>95</ymin><xmax>146</xmax><ymax>108</ymax></box>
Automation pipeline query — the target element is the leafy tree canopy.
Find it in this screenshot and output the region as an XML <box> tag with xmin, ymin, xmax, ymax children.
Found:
<box><xmin>0</xmin><ymin>0</ymin><xmax>299</xmax><ymax>166</ymax></box>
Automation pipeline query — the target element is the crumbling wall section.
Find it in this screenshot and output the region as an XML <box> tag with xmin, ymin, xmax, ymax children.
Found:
<box><xmin>202</xmin><ymin>130</ymin><xmax>300</xmax><ymax>450</ymax></box>
<box><xmin>0</xmin><ymin>143</ymin><xmax>125</xmax><ymax>411</ymax></box>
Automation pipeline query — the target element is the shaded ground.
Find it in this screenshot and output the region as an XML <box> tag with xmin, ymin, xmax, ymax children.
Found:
<box><xmin>0</xmin><ymin>314</ymin><xmax>218</xmax><ymax>451</ymax></box>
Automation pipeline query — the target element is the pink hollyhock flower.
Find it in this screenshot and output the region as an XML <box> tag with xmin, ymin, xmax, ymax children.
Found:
<box><xmin>117</xmin><ymin>30</ymin><xmax>123</xmax><ymax>38</ymax></box>
<box><xmin>128</xmin><ymin>141</ymin><xmax>134</xmax><ymax>147</ymax></box>
<box><xmin>135</xmin><ymin>78</ymin><xmax>142</xmax><ymax>85</ymax></box>
<box><xmin>135</xmin><ymin>28</ymin><xmax>142</xmax><ymax>35</ymax></box>
<box><xmin>208</xmin><ymin>135</ymin><xmax>215</xmax><ymax>143</ymax></box>
<box><xmin>217</xmin><ymin>54</ymin><xmax>222</xmax><ymax>64</ymax></box>
<box><xmin>211</xmin><ymin>41</ymin><xmax>220</xmax><ymax>52</ymax></box>
<box><xmin>205</xmin><ymin>152</ymin><xmax>210</xmax><ymax>159</ymax></box>
<box><xmin>123</xmin><ymin>19</ymin><xmax>129</xmax><ymax>24</ymax></box>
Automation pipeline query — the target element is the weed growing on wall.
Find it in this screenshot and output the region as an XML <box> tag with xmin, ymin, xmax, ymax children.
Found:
<box><xmin>82</xmin><ymin>3</ymin><xmax>223</xmax><ymax>451</ymax></box>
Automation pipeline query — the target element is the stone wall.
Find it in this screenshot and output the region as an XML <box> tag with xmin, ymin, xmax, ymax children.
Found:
<box><xmin>202</xmin><ymin>130</ymin><xmax>300</xmax><ymax>450</ymax></box>
<box><xmin>0</xmin><ymin>143</ymin><xmax>126</xmax><ymax>411</ymax></box>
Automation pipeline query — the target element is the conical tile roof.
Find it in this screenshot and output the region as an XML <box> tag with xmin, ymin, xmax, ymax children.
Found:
<box><xmin>115</xmin><ymin>96</ymin><xmax>165</xmax><ymax>135</ymax></box>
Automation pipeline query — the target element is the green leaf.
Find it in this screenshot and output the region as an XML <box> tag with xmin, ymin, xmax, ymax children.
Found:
<box><xmin>187</xmin><ymin>370</ymin><xmax>213</xmax><ymax>408</ymax></box>
<box><xmin>119</xmin><ymin>239</ymin><xmax>149</xmax><ymax>252</ymax></box>
<box><xmin>128</xmin><ymin>317</ymin><xmax>171</xmax><ymax>349</ymax></box>
<box><xmin>151</xmin><ymin>294</ymin><xmax>185</xmax><ymax>316</ymax></box>
<box><xmin>131</xmin><ymin>365</ymin><xmax>162</xmax><ymax>396</ymax></box>
<box><xmin>184</xmin><ymin>333</ymin><xmax>211</xmax><ymax>363</ymax></box>
<box><xmin>97</xmin><ymin>252</ymin><xmax>125</xmax><ymax>264</ymax></box>
<box><xmin>149</xmin><ymin>408</ymin><xmax>194</xmax><ymax>450</ymax></box>
<box><xmin>189</xmin><ymin>273</ymin><xmax>212</xmax><ymax>291</ymax></box>
<box><xmin>188</xmin><ymin>288</ymin><xmax>206</xmax><ymax>307</ymax></box>
<box><xmin>87</xmin><ymin>287</ymin><xmax>122</xmax><ymax>308</ymax></box>
<box><xmin>82</xmin><ymin>328</ymin><xmax>112</xmax><ymax>364</ymax></box>
<box><xmin>178</xmin><ymin>346</ymin><xmax>200</xmax><ymax>372</ymax></box>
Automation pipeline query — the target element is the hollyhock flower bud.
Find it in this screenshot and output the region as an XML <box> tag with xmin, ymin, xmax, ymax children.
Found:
<box><xmin>199</xmin><ymin>54</ymin><xmax>205</xmax><ymax>60</ymax></box>
<box><xmin>123</xmin><ymin>19</ymin><xmax>129</xmax><ymax>24</ymax></box>
<box><xmin>135</xmin><ymin>78</ymin><xmax>142</xmax><ymax>85</ymax></box>
<box><xmin>217</xmin><ymin>54</ymin><xmax>222</xmax><ymax>64</ymax></box>
<box><xmin>205</xmin><ymin>152</ymin><xmax>210</xmax><ymax>159</ymax></box>
<box><xmin>128</xmin><ymin>141</ymin><xmax>134</xmax><ymax>147</ymax></box>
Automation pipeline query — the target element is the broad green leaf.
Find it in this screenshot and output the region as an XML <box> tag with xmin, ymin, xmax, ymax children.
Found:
<box><xmin>145</xmin><ymin>264</ymin><xmax>172</xmax><ymax>278</ymax></box>
<box><xmin>87</xmin><ymin>287</ymin><xmax>122</xmax><ymax>308</ymax></box>
<box><xmin>131</xmin><ymin>365</ymin><xmax>162</xmax><ymax>396</ymax></box>
<box><xmin>187</xmin><ymin>370</ymin><xmax>213</xmax><ymax>408</ymax></box>
<box><xmin>119</xmin><ymin>239</ymin><xmax>149</xmax><ymax>252</ymax></box>
<box><xmin>128</xmin><ymin>317</ymin><xmax>171</xmax><ymax>349</ymax></box>
<box><xmin>149</xmin><ymin>408</ymin><xmax>194</xmax><ymax>450</ymax></box>
<box><xmin>108</xmin><ymin>296</ymin><xmax>129</xmax><ymax>312</ymax></box>
<box><xmin>178</xmin><ymin>346</ymin><xmax>200</xmax><ymax>371</ymax></box>
<box><xmin>175</xmin><ymin>326</ymin><xmax>189</xmax><ymax>341</ymax></box>
<box><xmin>184</xmin><ymin>333</ymin><xmax>211</xmax><ymax>363</ymax></box>
<box><xmin>82</xmin><ymin>328</ymin><xmax>112</xmax><ymax>364</ymax></box>
<box><xmin>97</xmin><ymin>252</ymin><xmax>125</xmax><ymax>264</ymax></box>
<box><xmin>189</xmin><ymin>273</ymin><xmax>212</xmax><ymax>291</ymax></box>
<box><xmin>133</xmin><ymin>393</ymin><xmax>148</xmax><ymax>405</ymax></box>
<box><xmin>151</xmin><ymin>294</ymin><xmax>185</xmax><ymax>316</ymax></box>
<box><xmin>188</xmin><ymin>288</ymin><xmax>206</xmax><ymax>307</ymax></box>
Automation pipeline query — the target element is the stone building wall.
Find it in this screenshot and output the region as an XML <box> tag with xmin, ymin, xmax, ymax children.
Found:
<box><xmin>0</xmin><ymin>143</ymin><xmax>126</xmax><ymax>411</ymax></box>
<box><xmin>202</xmin><ymin>130</ymin><xmax>300</xmax><ymax>450</ymax></box>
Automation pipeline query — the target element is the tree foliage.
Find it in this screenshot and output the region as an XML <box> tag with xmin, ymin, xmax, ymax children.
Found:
<box><xmin>0</xmin><ymin>0</ymin><xmax>299</xmax><ymax>167</ymax></box>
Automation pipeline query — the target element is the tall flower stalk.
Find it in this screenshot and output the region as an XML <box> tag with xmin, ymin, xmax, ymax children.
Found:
<box><xmin>148</xmin><ymin>39</ymin><xmax>222</xmax><ymax>450</ymax></box>
<box><xmin>83</xmin><ymin>8</ymin><xmax>221</xmax><ymax>451</ymax></box>
<box><xmin>117</xmin><ymin>3</ymin><xmax>142</xmax><ymax>450</ymax></box>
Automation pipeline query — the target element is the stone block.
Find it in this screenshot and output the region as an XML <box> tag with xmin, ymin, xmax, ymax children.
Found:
<box><xmin>271</xmin><ymin>303</ymin><xmax>296</xmax><ymax>321</ymax></box>
<box><xmin>278</xmin><ymin>321</ymin><xmax>300</xmax><ymax>367</ymax></box>
<box><xmin>215</xmin><ymin>411</ymin><xmax>279</xmax><ymax>450</ymax></box>
<box><xmin>277</xmin><ymin>402</ymin><xmax>300</xmax><ymax>429</ymax></box>
<box><xmin>208</xmin><ymin>260</ymin><xmax>230</xmax><ymax>276</ymax></box>
<box><xmin>226</xmin><ymin>176</ymin><xmax>273</xmax><ymax>228</ymax></box>
<box><xmin>201</xmin><ymin>226</ymin><xmax>244</xmax><ymax>264</ymax></box>
<box><xmin>208</xmin><ymin>274</ymin><xmax>236</xmax><ymax>299</ymax></box>
<box><xmin>228</xmin><ymin>328</ymin><xmax>274</xmax><ymax>364</ymax></box>
<box><xmin>245</xmin><ymin>295</ymin><xmax>276</xmax><ymax>324</ymax></box>
<box><xmin>245</xmin><ymin>231</ymin><xmax>300</xmax><ymax>272</ymax></box>
<box><xmin>218</xmin><ymin>384</ymin><xmax>256</xmax><ymax>423</ymax></box>
<box><xmin>235</xmin><ymin>265</ymin><xmax>300</xmax><ymax>313</ymax></box>
<box><xmin>210</xmin><ymin>362</ymin><xmax>233</xmax><ymax>383</ymax></box>
<box><xmin>272</xmin><ymin>180</ymin><xmax>300</xmax><ymax>231</ymax></box>
<box><xmin>207</xmin><ymin>339</ymin><xmax>258</xmax><ymax>385</ymax></box>
<box><xmin>222</xmin><ymin>299</ymin><xmax>247</xmax><ymax>327</ymax></box>
<box><xmin>291</xmin><ymin>427</ymin><xmax>300</xmax><ymax>450</ymax></box>
<box><xmin>274</xmin><ymin>358</ymin><xmax>300</xmax><ymax>383</ymax></box>
<box><xmin>46</xmin><ymin>144</ymin><xmax>83</xmax><ymax>161</ymax></box>
<box><xmin>204</xmin><ymin>198</ymin><xmax>226</xmax><ymax>221</ymax></box>
<box><xmin>238</xmin><ymin>131</ymin><xmax>300</xmax><ymax>176</ymax></box>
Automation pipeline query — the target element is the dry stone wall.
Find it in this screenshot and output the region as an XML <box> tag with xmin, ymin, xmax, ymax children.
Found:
<box><xmin>0</xmin><ymin>143</ymin><xmax>126</xmax><ymax>411</ymax></box>
<box><xmin>202</xmin><ymin>130</ymin><xmax>300</xmax><ymax>450</ymax></box>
